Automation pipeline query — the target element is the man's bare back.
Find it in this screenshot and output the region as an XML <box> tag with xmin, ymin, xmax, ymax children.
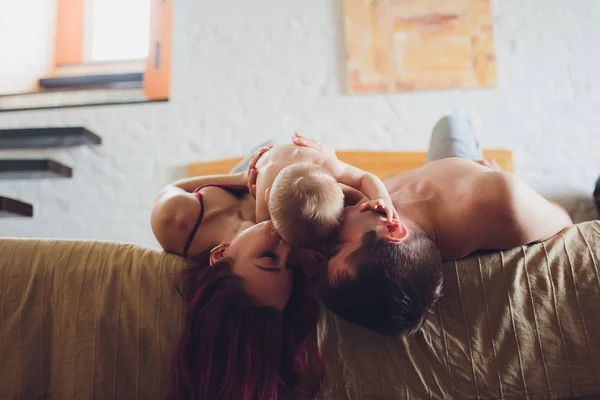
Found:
<box><xmin>383</xmin><ymin>157</ymin><xmax>572</xmax><ymax>260</ymax></box>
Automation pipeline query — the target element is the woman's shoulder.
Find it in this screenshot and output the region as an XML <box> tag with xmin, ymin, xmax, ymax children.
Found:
<box><xmin>151</xmin><ymin>187</ymin><xmax>201</xmax><ymax>255</ymax></box>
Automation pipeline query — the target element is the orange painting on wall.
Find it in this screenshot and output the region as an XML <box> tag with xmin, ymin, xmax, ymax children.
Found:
<box><xmin>344</xmin><ymin>0</ymin><xmax>497</xmax><ymax>94</ymax></box>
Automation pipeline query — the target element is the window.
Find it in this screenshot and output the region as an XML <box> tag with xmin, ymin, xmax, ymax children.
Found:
<box><xmin>0</xmin><ymin>0</ymin><xmax>172</xmax><ymax>111</ymax></box>
<box><xmin>54</xmin><ymin>0</ymin><xmax>172</xmax><ymax>101</ymax></box>
<box><xmin>85</xmin><ymin>0</ymin><xmax>152</xmax><ymax>62</ymax></box>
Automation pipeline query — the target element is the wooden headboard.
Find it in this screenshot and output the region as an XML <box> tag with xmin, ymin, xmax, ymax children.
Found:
<box><xmin>187</xmin><ymin>149</ymin><xmax>513</xmax><ymax>179</ymax></box>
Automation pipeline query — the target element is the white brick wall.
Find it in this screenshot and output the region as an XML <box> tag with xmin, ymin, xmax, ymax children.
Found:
<box><xmin>0</xmin><ymin>0</ymin><xmax>56</xmax><ymax>94</ymax></box>
<box><xmin>0</xmin><ymin>0</ymin><xmax>599</xmax><ymax>247</ymax></box>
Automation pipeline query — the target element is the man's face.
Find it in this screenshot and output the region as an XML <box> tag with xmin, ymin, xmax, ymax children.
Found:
<box><xmin>326</xmin><ymin>206</ymin><xmax>389</xmax><ymax>286</ymax></box>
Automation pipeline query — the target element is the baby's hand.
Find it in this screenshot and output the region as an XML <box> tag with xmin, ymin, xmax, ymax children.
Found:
<box><xmin>292</xmin><ymin>132</ymin><xmax>337</xmax><ymax>157</ymax></box>
<box><xmin>476</xmin><ymin>159</ymin><xmax>502</xmax><ymax>171</ymax></box>
<box><xmin>359</xmin><ymin>198</ymin><xmax>397</xmax><ymax>221</ymax></box>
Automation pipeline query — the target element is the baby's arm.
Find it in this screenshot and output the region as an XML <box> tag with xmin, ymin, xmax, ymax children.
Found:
<box><xmin>322</xmin><ymin>157</ymin><xmax>396</xmax><ymax>221</ymax></box>
<box><xmin>338</xmin><ymin>183</ymin><xmax>365</xmax><ymax>206</ymax></box>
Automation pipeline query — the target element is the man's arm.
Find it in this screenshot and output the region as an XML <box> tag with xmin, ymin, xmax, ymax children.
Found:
<box><xmin>493</xmin><ymin>172</ymin><xmax>573</xmax><ymax>246</ymax></box>
<box><xmin>475</xmin><ymin>160</ymin><xmax>571</xmax><ymax>244</ymax></box>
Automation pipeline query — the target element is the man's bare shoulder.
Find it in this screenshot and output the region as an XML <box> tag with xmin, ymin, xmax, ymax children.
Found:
<box><xmin>422</xmin><ymin>157</ymin><xmax>490</xmax><ymax>172</ymax></box>
<box><xmin>385</xmin><ymin>157</ymin><xmax>491</xmax><ymax>190</ymax></box>
<box><xmin>469</xmin><ymin>171</ymin><xmax>515</xmax><ymax>210</ymax></box>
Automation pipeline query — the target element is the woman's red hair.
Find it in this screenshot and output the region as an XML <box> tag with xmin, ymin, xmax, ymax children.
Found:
<box><xmin>167</xmin><ymin>256</ymin><xmax>325</xmax><ymax>400</ymax></box>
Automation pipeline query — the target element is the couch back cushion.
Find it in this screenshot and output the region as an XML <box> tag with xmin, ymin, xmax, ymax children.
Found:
<box><xmin>0</xmin><ymin>239</ymin><xmax>187</xmax><ymax>400</ymax></box>
<box><xmin>318</xmin><ymin>221</ymin><xmax>600</xmax><ymax>400</ymax></box>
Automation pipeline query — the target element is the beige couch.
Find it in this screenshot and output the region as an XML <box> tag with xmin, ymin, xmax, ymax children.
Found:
<box><xmin>1</xmin><ymin>221</ymin><xmax>599</xmax><ymax>399</ymax></box>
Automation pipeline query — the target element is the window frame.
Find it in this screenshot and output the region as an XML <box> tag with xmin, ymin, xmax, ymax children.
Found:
<box><xmin>51</xmin><ymin>0</ymin><xmax>171</xmax><ymax>101</ymax></box>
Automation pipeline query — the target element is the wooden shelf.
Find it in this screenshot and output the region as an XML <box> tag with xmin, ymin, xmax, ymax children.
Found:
<box><xmin>0</xmin><ymin>196</ymin><xmax>33</xmax><ymax>218</ymax></box>
<box><xmin>0</xmin><ymin>127</ymin><xmax>101</xmax><ymax>149</ymax></box>
<box><xmin>0</xmin><ymin>159</ymin><xmax>72</xmax><ymax>180</ymax></box>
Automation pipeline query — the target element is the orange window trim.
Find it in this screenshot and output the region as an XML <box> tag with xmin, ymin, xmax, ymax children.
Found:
<box><xmin>54</xmin><ymin>0</ymin><xmax>84</xmax><ymax>66</ymax></box>
<box><xmin>53</xmin><ymin>0</ymin><xmax>172</xmax><ymax>100</ymax></box>
<box><xmin>144</xmin><ymin>0</ymin><xmax>173</xmax><ymax>100</ymax></box>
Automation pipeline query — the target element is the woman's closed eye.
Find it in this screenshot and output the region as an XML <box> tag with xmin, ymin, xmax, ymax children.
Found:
<box><xmin>255</xmin><ymin>265</ymin><xmax>281</xmax><ymax>272</ymax></box>
<box><xmin>258</xmin><ymin>251</ymin><xmax>279</xmax><ymax>263</ymax></box>
<box><xmin>255</xmin><ymin>252</ymin><xmax>281</xmax><ymax>272</ymax></box>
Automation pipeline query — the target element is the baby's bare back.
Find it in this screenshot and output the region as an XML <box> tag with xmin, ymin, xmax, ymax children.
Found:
<box><xmin>257</xmin><ymin>144</ymin><xmax>331</xmax><ymax>169</ymax></box>
<box><xmin>253</xmin><ymin>144</ymin><xmax>336</xmax><ymax>222</ymax></box>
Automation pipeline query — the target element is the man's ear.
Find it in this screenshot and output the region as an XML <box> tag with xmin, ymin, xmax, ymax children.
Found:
<box><xmin>264</xmin><ymin>187</ymin><xmax>271</xmax><ymax>205</ymax></box>
<box><xmin>386</xmin><ymin>219</ymin><xmax>409</xmax><ymax>242</ymax></box>
<box><xmin>209</xmin><ymin>244</ymin><xmax>229</xmax><ymax>266</ymax></box>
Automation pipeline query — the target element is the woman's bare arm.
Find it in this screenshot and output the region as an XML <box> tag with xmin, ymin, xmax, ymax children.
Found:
<box><xmin>151</xmin><ymin>171</ymin><xmax>248</xmax><ymax>254</ymax></box>
<box><xmin>151</xmin><ymin>188</ymin><xmax>200</xmax><ymax>254</ymax></box>
<box><xmin>165</xmin><ymin>171</ymin><xmax>247</xmax><ymax>194</ymax></box>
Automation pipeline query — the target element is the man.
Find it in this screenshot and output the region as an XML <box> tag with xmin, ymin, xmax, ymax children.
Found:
<box><xmin>316</xmin><ymin>115</ymin><xmax>573</xmax><ymax>336</ymax></box>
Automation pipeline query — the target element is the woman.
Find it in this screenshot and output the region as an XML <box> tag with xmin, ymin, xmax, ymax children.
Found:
<box><xmin>151</xmin><ymin>137</ymin><xmax>329</xmax><ymax>399</ymax></box>
<box><xmin>151</xmin><ymin>135</ymin><xmax>332</xmax><ymax>263</ymax></box>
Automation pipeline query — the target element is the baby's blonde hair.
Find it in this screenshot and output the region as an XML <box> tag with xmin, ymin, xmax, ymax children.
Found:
<box><xmin>269</xmin><ymin>162</ymin><xmax>344</xmax><ymax>247</ymax></box>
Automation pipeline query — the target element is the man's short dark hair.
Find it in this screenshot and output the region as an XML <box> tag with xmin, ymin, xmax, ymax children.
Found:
<box><xmin>319</xmin><ymin>230</ymin><xmax>443</xmax><ymax>336</ymax></box>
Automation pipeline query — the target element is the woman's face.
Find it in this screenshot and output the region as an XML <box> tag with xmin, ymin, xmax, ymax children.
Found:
<box><xmin>210</xmin><ymin>220</ymin><xmax>295</xmax><ymax>310</ymax></box>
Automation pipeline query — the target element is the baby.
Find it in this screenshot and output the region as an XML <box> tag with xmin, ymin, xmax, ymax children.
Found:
<box><xmin>268</xmin><ymin>162</ymin><xmax>344</xmax><ymax>247</ymax></box>
<box><xmin>248</xmin><ymin>134</ymin><xmax>396</xmax><ymax>247</ymax></box>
